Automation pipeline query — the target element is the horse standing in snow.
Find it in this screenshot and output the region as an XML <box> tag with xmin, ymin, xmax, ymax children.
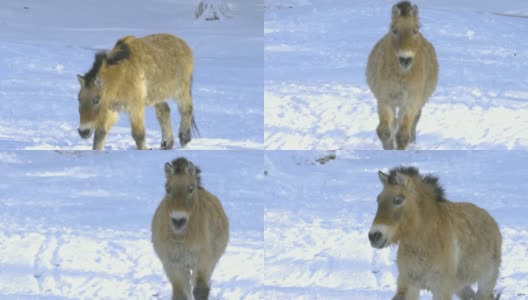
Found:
<box><xmin>76</xmin><ymin>33</ymin><xmax>197</xmax><ymax>150</ymax></box>
<box><xmin>369</xmin><ymin>166</ymin><xmax>502</xmax><ymax>300</ymax></box>
<box><xmin>152</xmin><ymin>157</ymin><xmax>229</xmax><ymax>300</ymax></box>
<box><xmin>366</xmin><ymin>1</ymin><xmax>438</xmax><ymax>150</ymax></box>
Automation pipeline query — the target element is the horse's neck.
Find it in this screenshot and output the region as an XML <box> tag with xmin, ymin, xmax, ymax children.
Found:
<box><xmin>401</xmin><ymin>200</ymin><xmax>448</xmax><ymax>252</ymax></box>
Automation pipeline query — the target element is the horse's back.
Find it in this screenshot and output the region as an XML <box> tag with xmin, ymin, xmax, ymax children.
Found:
<box><xmin>120</xmin><ymin>33</ymin><xmax>193</xmax><ymax>102</ymax></box>
<box><xmin>141</xmin><ymin>33</ymin><xmax>193</xmax><ymax>60</ymax></box>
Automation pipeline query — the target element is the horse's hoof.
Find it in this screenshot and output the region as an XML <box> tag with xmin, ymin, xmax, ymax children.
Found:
<box><xmin>161</xmin><ymin>140</ymin><xmax>174</xmax><ymax>150</ymax></box>
<box><xmin>178</xmin><ymin>132</ymin><xmax>191</xmax><ymax>147</ymax></box>
<box><xmin>396</xmin><ymin>133</ymin><xmax>410</xmax><ymax>150</ymax></box>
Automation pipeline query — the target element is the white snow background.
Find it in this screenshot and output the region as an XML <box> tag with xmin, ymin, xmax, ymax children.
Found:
<box><xmin>0</xmin><ymin>151</ymin><xmax>264</xmax><ymax>299</ymax></box>
<box><xmin>265</xmin><ymin>0</ymin><xmax>528</xmax><ymax>150</ymax></box>
<box><xmin>263</xmin><ymin>150</ymin><xmax>528</xmax><ymax>299</ymax></box>
<box><xmin>0</xmin><ymin>0</ymin><xmax>263</xmax><ymax>150</ymax></box>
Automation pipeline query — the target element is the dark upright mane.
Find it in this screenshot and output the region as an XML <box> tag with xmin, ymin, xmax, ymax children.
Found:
<box><xmin>388</xmin><ymin>166</ymin><xmax>446</xmax><ymax>202</ymax></box>
<box><xmin>83</xmin><ymin>38</ymin><xmax>131</xmax><ymax>86</ymax></box>
<box><xmin>170</xmin><ymin>157</ymin><xmax>202</xmax><ymax>187</ymax></box>
<box><xmin>395</xmin><ymin>1</ymin><xmax>414</xmax><ymax>17</ymax></box>
<box><xmin>106</xmin><ymin>39</ymin><xmax>130</xmax><ymax>65</ymax></box>
<box><xmin>83</xmin><ymin>52</ymin><xmax>106</xmax><ymax>86</ymax></box>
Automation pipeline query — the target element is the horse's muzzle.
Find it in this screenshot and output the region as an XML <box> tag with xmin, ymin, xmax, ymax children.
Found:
<box><xmin>78</xmin><ymin>128</ymin><xmax>93</xmax><ymax>139</ymax></box>
<box><xmin>398</xmin><ymin>56</ymin><xmax>413</xmax><ymax>70</ymax></box>
<box><xmin>171</xmin><ymin>217</ymin><xmax>188</xmax><ymax>231</ymax></box>
<box><xmin>368</xmin><ymin>231</ymin><xmax>387</xmax><ymax>249</ymax></box>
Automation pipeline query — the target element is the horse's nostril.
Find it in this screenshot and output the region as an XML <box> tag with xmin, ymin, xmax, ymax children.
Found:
<box><xmin>78</xmin><ymin>128</ymin><xmax>92</xmax><ymax>139</ymax></box>
<box><xmin>399</xmin><ymin>57</ymin><xmax>413</xmax><ymax>66</ymax></box>
<box><xmin>369</xmin><ymin>231</ymin><xmax>382</xmax><ymax>243</ymax></box>
<box><xmin>172</xmin><ymin>217</ymin><xmax>187</xmax><ymax>229</ymax></box>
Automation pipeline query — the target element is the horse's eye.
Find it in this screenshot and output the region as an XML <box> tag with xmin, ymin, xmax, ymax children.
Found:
<box><xmin>376</xmin><ymin>195</ymin><xmax>381</xmax><ymax>202</ymax></box>
<box><xmin>165</xmin><ymin>185</ymin><xmax>171</xmax><ymax>194</ymax></box>
<box><xmin>413</xmin><ymin>27</ymin><xmax>418</xmax><ymax>34</ymax></box>
<box><xmin>393</xmin><ymin>195</ymin><xmax>405</xmax><ymax>205</ymax></box>
<box><xmin>93</xmin><ymin>96</ymin><xmax>101</xmax><ymax>105</ymax></box>
<box><xmin>187</xmin><ymin>184</ymin><xmax>195</xmax><ymax>193</ymax></box>
<box><xmin>392</xmin><ymin>27</ymin><xmax>398</xmax><ymax>35</ymax></box>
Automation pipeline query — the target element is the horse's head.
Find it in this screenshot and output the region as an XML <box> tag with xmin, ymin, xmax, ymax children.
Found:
<box><xmin>76</xmin><ymin>53</ymin><xmax>105</xmax><ymax>139</ymax></box>
<box><xmin>369</xmin><ymin>168</ymin><xmax>418</xmax><ymax>249</ymax></box>
<box><xmin>390</xmin><ymin>1</ymin><xmax>421</xmax><ymax>73</ymax></box>
<box><xmin>163</xmin><ymin>157</ymin><xmax>201</xmax><ymax>235</ymax></box>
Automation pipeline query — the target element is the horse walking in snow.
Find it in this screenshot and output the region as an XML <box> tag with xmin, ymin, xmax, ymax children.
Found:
<box><xmin>366</xmin><ymin>1</ymin><xmax>438</xmax><ymax>150</ymax></box>
<box><xmin>369</xmin><ymin>166</ymin><xmax>502</xmax><ymax>300</ymax></box>
<box><xmin>77</xmin><ymin>33</ymin><xmax>197</xmax><ymax>150</ymax></box>
<box><xmin>152</xmin><ymin>157</ymin><xmax>229</xmax><ymax>300</ymax></box>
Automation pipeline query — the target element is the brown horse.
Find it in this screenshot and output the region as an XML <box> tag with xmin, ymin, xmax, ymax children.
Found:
<box><xmin>369</xmin><ymin>166</ymin><xmax>502</xmax><ymax>300</ymax></box>
<box><xmin>151</xmin><ymin>158</ymin><xmax>229</xmax><ymax>300</ymax></box>
<box><xmin>366</xmin><ymin>1</ymin><xmax>438</xmax><ymax>150</ymax></box>
<box><xmin>77</xmin><ymin>33</ymin><xmax>197</xmax><ymax>150</ymax></box>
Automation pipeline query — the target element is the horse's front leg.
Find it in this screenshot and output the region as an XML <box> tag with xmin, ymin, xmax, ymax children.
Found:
<box><xmin>396</xmin><ymin>107</ymin><xmax>419</xmax><ymax>150</ymax></box>
<box><xmin>93</xmin><ymin>110</ymin><xmax>118</xmax><ymax>150</ymax></box>
<box><xmin>128</xmin><ymin>107</ymin><xmax>148</xmax><ymax>150</ymax></box>
<box><xmin>393</xmin><ymin>282</ymin><xmax>419</xmax><ymax>300</ymax></box>
<box><xmin>410</xmin><ymin>109</ymin><xmax>422</xmax><ymax>144</ymax></box>
<box><xmin>377</xmin><ymin>102</ymin><xmax>396</xmax><ymax>150</ymax></box>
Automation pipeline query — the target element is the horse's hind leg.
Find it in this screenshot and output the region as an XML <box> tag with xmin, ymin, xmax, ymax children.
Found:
<box><xmin>410</xmin><ymin>109</ymin><xmax>422</xmax><ymax>144</ymax></box>
<box><xmin>377</xmin><ymin>103</ymin><xmax>396</xmax><ymax>150</ymax></box>
<box><xmin>476</xmin><ymin>267</ymin><xmax>499</xmax><ymax>300</ymax></box>
<box><xmin>155</xmin><ymin>102</ymin><xmax>174</xmax><ymax>150</ymax></box>
<box><xmin>456</xmin><ymin>286</ymin><xmax>475</xmax><ymax>300</ymax></box>
<box><xmin>175</xmin><ymin>92</ymin><xmax>193</xmax><ymax>147</ymax></box>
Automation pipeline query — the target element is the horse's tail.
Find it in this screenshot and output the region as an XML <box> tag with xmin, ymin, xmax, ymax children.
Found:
<box><xmin>191</xmin><ymin>115</ymin><xmax>200</xmax><ymax>137</ymax></box>
<box><xmin>189</xmin><ymin>74</ymin><xmax>199</xmax><ymax>137</ymax></box>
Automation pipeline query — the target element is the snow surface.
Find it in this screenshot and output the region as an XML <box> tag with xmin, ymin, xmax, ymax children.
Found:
<box><xmin>263</xmin><ymin>150</ymin><xmax>528</xmax><ymax>299</ymax></box>
<box><xmin>0</xmin><ymin>0</ymin><xmax>263</xmax><ymax>150</ymax></box>
<box><xmin>265</xmin><ymin>0</ymin><xmax>528</xmax><ymax>150</ymax></box>
<box><xmin>0</xmin><ymin>150</ymin><xmax>264</xmax><ymax>299</ymax></box>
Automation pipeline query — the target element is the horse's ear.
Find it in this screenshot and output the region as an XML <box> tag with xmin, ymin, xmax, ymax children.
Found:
<box><xmin>77</xmin><ymin>74</ymin><xmax>85</xmax><ymax>86</ymax></box>
<box><xmin>378</xmin><ymin>171</ymin><xmax>389</xmax><ymax>184</ymax></box>
<box><xmin>411</xmin><ymin>4</ymin><xmax>419</xmax><ymax>16</ymax></box>
<box><xmin>392</xmin><ymin>4</ymin><xmax>401</xmax><ymax>17</ymax></box>
<box><xmin>395</xmin><ymin>172</ymin><xmax>409</xmax><ymax>186</ymax></box>
<box><xmin>185</xmin><ymin>161</ymin><xmax>197</xmax><ymax>176</ymax></box>
<box><xmin>164</xmin><ymin>162</ymin><xmax>174</xmax><ymax>178</ymax></box>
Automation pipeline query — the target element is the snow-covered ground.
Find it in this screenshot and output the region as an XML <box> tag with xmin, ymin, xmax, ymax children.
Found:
<box><xmin>265</xmin><ymin>0</ymin><xmax>528</xmax><ymax>150</ymax></box>
<box><xmin>264</xmin><ymin>150</ymin><xmax>528</xmax><ymax>299</ymax></box>
<box><xmin>0</xmin><ymin>0</ymin><xmax>263</xmax><ymax>150</ymax></box>
<box><xmin>0</xmin><ymin>151</ymin><xmax>264</xmax><ymax>299</ymax></box>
